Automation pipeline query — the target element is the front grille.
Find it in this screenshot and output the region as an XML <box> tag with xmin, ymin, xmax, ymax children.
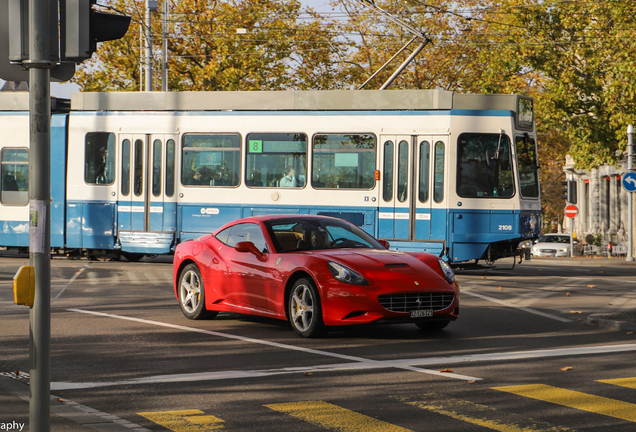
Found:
<box><xmin>540</xmin><ymin>249</ymin><xmax>556</xmax><ymax>253</ymax></box>
<box><xmin>378</xmin><ymin>292</ymin><xmax>454</xmax><ymax>313</ymax></box>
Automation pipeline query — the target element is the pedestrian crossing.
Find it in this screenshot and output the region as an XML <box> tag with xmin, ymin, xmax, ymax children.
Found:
<box><xmin>137</xmin><ymin>377</ymin><xmax>636</xmax><ymax>431</ymax></box>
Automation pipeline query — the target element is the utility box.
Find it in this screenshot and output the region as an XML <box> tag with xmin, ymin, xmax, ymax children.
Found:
<box><xmin>13</xmin><ymin>265</ymin><xmax>35</xmax><ymax>306</ymax></box>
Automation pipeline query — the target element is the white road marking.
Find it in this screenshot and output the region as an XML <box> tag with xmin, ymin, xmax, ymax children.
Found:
<box><xmin>504</xmin><ymin>291</ymin><xmax>556</xmax><ymax>308</ymax></box>
<box><xmin>62</xmin><ymin>308</ymin><xmax>481</xmax><ymax>389</ymax></box>
<box><xmin>56</xmin><ymin>310</ymin><xmax>636</xmax><ymax>391</ymax></box>
<box><xmin>52</xmin><ymin>264</ymin><xmax>90</xmax><ymax>302</ymax></box>
<box><xmin>462</xmin><ymin>290</ymin><xmax>573</xmax><ymax>322</ymax></box>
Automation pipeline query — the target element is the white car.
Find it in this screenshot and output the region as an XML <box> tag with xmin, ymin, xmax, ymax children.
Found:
<box><xmin>531</xmin><ymin>234</ymin><xmax>582</xmax><ymax>257</ymax></box>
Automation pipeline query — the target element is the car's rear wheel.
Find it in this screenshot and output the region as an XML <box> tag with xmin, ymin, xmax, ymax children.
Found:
<box><xmin>178</xmin><ymin>263</ymin><xmax>218</xmax><ymax>320</ymax></box>
<box><xmin>288</xmin><ymin>278</ymin><xmax>325</xmax><ymax>338</ymax></box>
<box><xmin>415</xmin><ymin>320</ymin><xmax>450</xmax><ymax>331</ymax></box>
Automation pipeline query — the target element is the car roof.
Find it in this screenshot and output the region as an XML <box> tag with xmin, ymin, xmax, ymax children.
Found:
<box><xmin>213</xmin><ymin>214</ymin><xmax>349</xmax><ymax>234</ymax></box>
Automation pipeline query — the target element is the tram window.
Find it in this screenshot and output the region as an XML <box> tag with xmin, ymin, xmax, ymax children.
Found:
<box><xmin>433</xmin><ymin>141</ymin><xmax>444</xmax><ymax>203</ymax></box>
<box><xmin>152</xmin><ymin>139</ymin><xmax>162</xmax><ymax>197</ymax></box>
<box><xmin>165</xmin><ymin>139</ymin><xmax>175</xmax><ymax>197</ymax></box>
<box><xmin>133</xmin><ymin>139</ymin><xmax>143</xmax><ymax>197</ymax></box>
<box><xmin>397</xmin><ymin>140</ymin><xmax>408</xmax><ymax>202</ymax></box>
<box><xmin>418</xmin><ymin>141</ymin><xmax>430</xmax><ymax>203</ymax></box>
<box><xmin>182</xmin><ymin>134</ymin><xmax>240</xmax><ymax>187</ymax></box>
<box><xmin>456</xmin><ymin>133</ymin><xmax>514</xmax><ymax>199</ymax></box>
<box><xmin>312</xmin><ymin>134</ymin><xmax>376</xmax><ymax>190</ymax></box>
<box><xmin>382</xmin><ymin>140</ymin><xmax>393</xmax><ymax>201</ymax></box>
<box><xmin>121</xmin><ymin>139</ymin><xmax>131</xmax><ymax>196</ymax></box>
<box><xmin>85</xmin><ymin>132</ymin><xmax>115</xmax><ymax>185</ymax></box>
<box><xmin>1</xmin><ymin>148</ymin><xmax>28</xmax><ymax>206</ymax></box>
<box><xmin>245</xmin><ymin>133</ymin><xmax>307</xmax><ymax>188</ymax></box>
<box><xmin>516</xmin><ymin>135</ymin><xmax>539</xmax><ymax>198</ymax></box>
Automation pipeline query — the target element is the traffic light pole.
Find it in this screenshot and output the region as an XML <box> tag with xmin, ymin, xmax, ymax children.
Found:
<box><xmin>26</xmin><ymin>0</ymin><xmax>52</xmax><ymax>430</ymax></box>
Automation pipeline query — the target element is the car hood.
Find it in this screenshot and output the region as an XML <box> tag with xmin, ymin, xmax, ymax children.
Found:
<box><xmin>312</xmin><ymin>248</ymin><xmax>446</xmax><ymax>284</ymax></box>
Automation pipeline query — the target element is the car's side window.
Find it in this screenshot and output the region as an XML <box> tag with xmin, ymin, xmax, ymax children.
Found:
<box><xmin>224</xmin><ymin>223</ymin><xmax>268</xmax><ymax>253</ymax></box>
<box><xmin>215</xmin><ymin>227</ymin><xmax>232</xmax><ymax>245</ymax></box>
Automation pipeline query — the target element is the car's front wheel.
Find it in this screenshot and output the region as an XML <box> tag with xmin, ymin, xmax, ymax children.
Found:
<box><xmin>288</xmin><ymin>278</ymin><xmax>325</xmax><ymax>337</ymax></box>
<box><xmin>178</xmin><ymin>263</ymin><xmax>218</xmax><ymax>320</ymax></box>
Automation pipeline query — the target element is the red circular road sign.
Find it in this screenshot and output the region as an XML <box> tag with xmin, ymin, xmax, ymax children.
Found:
<box><xmin>565</xmin><ymin>204</ymin><xmax>578</xmax><ymax>218</ymax></box>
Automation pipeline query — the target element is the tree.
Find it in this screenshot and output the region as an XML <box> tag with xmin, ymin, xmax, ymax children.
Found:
<box><xmin>512</xmin><ymin>0</ymin><xmax>636</xmax><ymax>169</ymax></box>
<box><xmin>72</xmin><ymin>0</ymin><xmax>353</xmax><ymax>91</ymax></box>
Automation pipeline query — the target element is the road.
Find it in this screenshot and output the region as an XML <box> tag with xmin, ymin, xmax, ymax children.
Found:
<box><xmin>1</xmin><ymin>255</ymin><xmax>636</xmax><ymax>431</ymax></box>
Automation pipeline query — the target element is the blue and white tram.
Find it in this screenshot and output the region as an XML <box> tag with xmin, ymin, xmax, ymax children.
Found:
<box><xmin>0</xmin><ymin>89</ymin><xmax>541</xmax><ymax>263</ymax></box>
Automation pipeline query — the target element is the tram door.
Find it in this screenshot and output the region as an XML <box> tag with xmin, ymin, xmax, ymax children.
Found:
<box><xmin>118</xmin><ymin>134</ymin><xmax>178</xmax><ymax>249</ymax></box>
<box><xmin>379</xmin><ymin>135</ymin><xmax>447</xmax><ymax>242</ymax></box>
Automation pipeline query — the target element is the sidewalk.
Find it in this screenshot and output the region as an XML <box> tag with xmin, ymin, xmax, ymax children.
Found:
<box><xmin>525</xmin><ymin>255</ymin><xmax>636</xmax><ymax>267</ymax></box>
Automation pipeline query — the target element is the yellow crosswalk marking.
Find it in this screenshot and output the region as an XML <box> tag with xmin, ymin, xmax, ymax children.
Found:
<box><xmin>494</xmin><ymin>384</ymin><xmax>636</xmax><ymax>423</ymax></box>
<box><xmin>399</xmin><ymin>394</ymin><xmax>572</xmax><ymax>432</ymax></box>
<box><xmin>265</xmin><ymin>401</ymin><xmax>412</xmax><ymax>432</ymax></box>
<box><xmin>137</xmin><ymin>409</ymin><xmax>225</xmax><ymax>431</ymax></box>
<box><xmin>597</xmin><ymin>377</ymin><xmax>636</xmax><ymax>390</ymax></box>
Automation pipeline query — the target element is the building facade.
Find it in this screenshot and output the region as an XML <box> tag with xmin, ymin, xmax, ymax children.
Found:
<box><xmin>562</xmin><ymin>155</ymin><xmax>635</xmax><ymax>255</ymax></box>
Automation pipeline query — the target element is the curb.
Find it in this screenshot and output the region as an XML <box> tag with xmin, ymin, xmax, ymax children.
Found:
<box><xmin>586</xmin><ymin>314</ymin><xmax>636</xmax><ymax>332</ymax></box>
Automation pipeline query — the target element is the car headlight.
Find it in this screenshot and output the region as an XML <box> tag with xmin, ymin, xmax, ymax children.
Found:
<box><xmin>327</xmin><ymin>262</ymin><xmax>368</xmax><ymax>285</ymax></box>
<box><xmin>559</xmin><ymin>248</ymin><xmax>568</xmax><ymax>252</ymax></box>
<box><xmin>438</xmin><ymin>259</ymin><xmax>455</xmax><ymax>283</ymax></box>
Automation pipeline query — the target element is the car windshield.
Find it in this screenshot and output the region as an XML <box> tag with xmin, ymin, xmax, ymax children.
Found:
<box><xmin>539</xmin><ymin>235</ymin><xmax>570</xmax><ymax>244</ymax></box>
<box><xmin>265</xmin><ymin>218</ymin><xmax>382</xmax><ymax>252</ymax></box>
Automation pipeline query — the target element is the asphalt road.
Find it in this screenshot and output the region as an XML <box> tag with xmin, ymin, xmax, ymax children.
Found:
<box><xmin>1</xmin><ymin>255</ymin><xmax>636</xmax><ymax>431</ymax></box>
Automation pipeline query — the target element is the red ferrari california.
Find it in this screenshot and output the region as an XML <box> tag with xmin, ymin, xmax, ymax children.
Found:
<box><xmin>173</xmin><ymin>215</ymin><xmax>459</xmax><ymax>337</ymax></box>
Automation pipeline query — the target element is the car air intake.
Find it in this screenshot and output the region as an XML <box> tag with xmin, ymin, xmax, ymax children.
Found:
<box><xmin>384</xmin><ymin>263</ymin><xmax>408</xmax><ymax>268</ymax></box>
<box><xmin>378</xmin><ymin>292</ymin><xmax>454</xmax><ymax>313</ymax></box>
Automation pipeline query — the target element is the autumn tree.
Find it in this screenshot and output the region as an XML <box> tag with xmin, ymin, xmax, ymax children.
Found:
<box><xmin>511</xmin><ymin>0</ymin><xmax>636</xmax><ymax>169</ymax></box>
<box><xmin>72</xmin><ymin>0</ymin><xmax>353</xmax><ymax>91</ymax></box>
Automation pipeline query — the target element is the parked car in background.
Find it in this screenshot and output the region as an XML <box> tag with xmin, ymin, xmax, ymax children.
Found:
<box><xmin>531</xmin><ymin>234</ymin><xmax>583</xmax><ymax>257</ymax></box>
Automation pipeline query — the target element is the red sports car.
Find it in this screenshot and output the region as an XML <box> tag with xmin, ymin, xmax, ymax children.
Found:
<box><xmin>173</xmin><ymin>215</ymin><xmax>459</xmax><ymax>337</ymax></box>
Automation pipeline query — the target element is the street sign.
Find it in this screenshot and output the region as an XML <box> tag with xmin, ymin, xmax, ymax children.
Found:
<box><xmin>565</xmin><ymin>204</ymin><xmax>578</xmax><ymax>219</ymax></box>
<box><xmin>622</xmin><ymin>172</ymin><xmax>636</xmax><ymax>193</ymax></box>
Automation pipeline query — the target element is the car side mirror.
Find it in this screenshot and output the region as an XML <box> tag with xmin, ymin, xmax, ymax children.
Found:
<box><xmin>378</xmin><ymin>239</ymin><xmax>390</xmax><ymax>249</ymax></box>
<box><xmin>235</xmin><ymin>241</ymin><xmax>264</xmax><ymax>258</ymax></box>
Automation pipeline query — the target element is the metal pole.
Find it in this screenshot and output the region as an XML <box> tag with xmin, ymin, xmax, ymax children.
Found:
<box><xmin>379</xmin><ymin>41</ymin><xmax>428</xmax><ymax>90</ymax></box>
<box><xmin>570</xmin><ymin>217</ymin><xmax>575</xmax><ymax>257</ymax></box>
<box><xmin>627</xmin><ymin>124</ymin><xmax>634</xmax><ymax>262</ymax></box>
<box><xmin>26</xmin><ymin>0</ymin><xmax>52</xmax><ymax>430</ymax></box>
<box><xmin>161</xmin><ymin>0</ymin><xmax>168</xmax><ymax>91</ymax></box>
<box><xmin>145</xmin><ymin>0</ymin><xmax>152</xmax><ymax>91</ymax></box>
<box><xmin>358</xmin><ymin>36</ymin><xmax>416</xmax><ymax>90</ymax></box>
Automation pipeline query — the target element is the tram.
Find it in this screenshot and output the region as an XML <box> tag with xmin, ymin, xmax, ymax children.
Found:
<box><xmin>0</xmin><ymin>89</ymin><xmax>541</xmax><ymax>263</ymax></box>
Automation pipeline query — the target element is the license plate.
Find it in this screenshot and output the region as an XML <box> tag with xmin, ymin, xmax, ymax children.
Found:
<box><xmin>410</xmin><ymin>309</ymin><xmax>433</xmax><ymax>318</ymax></box>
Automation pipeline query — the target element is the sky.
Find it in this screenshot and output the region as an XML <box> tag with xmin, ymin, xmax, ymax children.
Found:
<box><xmin>2</xmin><ymin>0</ymin><xmax>340</xmax><ymax>98</ymax></box>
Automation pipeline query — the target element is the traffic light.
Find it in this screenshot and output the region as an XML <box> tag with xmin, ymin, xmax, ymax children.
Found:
<box><xmin>569</xmin><ymin>180</ymin><xmax>577</xmax><ymax>204</ymax></box>
<box><xmin>62</xmin><ymin>0</ymin><xmax>131</xmax><ymax>63</ymax></box>
<box><xmin>561</xmin><ymin>180</ymin><xmax>577</xmax><ymax>204</ymax></box>
<box><xmin>0</xmin><ymin>0</ymin><xmax>75</xmax><ymax>81</ymax></box>
<box><xmin>561</xmin><ymin>181</ymin><xmax>568</xmax><ymax>200</ymax></box>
